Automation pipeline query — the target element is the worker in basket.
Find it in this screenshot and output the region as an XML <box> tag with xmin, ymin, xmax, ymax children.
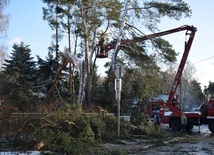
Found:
<box><xmin>97</xmin><ymin>34</ymin><xmax>107</xmax><ymax>57</ymax></box>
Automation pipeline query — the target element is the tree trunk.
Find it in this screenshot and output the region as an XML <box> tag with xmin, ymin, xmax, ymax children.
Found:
<box><xmin>44</xmin><ymin>56</ymin><xmax>69</xmax><ymax>104</ymax></box>
<box><xmin>79</xmin><ymin>0</ymin><xmax>91</xmax><ymax>109</ymax></box>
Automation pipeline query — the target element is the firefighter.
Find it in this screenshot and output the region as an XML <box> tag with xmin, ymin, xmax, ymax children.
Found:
<box><xmin>181</xmin><ymin>112</ymin><xmax>187</xmax><ymax>132</ymax></box>
<box><xmin>98</xmin><ymin>35</ymin><xmax>106</xmax><ymax>55</ymax></box>
<box><xmin>172</xmin><ymin>97</ymin><xmax>176</xmax><ymax>106</ymax></box>
<box><xmin>153</xmin><ymin>110</ymin><xmax>160</xmax><ymax>126</ymax></box>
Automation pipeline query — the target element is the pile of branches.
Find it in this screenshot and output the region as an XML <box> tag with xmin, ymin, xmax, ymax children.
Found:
<box><xmin>2</xmin><ymin>105</ymin><xmax>164</xmax><ymax>154</ymax></box>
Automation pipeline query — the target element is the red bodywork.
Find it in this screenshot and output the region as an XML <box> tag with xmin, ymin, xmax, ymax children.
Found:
<box><xmin>146</xmin><ymin>101</ymin><xmax>165</xmax><ymax>121</ymax></box>
<box><xmin>202</xmin><ymin>99</ymin><xmax>214</xmax><ymax>117</ymax></box>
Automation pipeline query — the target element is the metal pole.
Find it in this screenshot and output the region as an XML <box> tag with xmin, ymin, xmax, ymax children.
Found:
<box><xmin>180</xmin><ymin>82</ymin><xmax>182</xmax><ymax>110</ymax></box>
<box><xmin>117</xmin><ymin>97</ymin><xmax>120</xmax><ymax>137</ymax></box>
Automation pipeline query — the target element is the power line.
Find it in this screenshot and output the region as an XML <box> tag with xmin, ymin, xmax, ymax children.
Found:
<box><xmin>193</xmin><ymin>55</ymin><xmax>214</xmax><ymax>64</ymax></box>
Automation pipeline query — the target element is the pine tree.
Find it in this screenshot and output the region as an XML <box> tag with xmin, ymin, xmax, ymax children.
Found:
<box><xmin>36</xmin><ymin>50</ymin><xmax>60</xmax><ymax>94</ymax></box>
<box><xmin>3</xmin><ymin>42</ymin><xmax>36</xmax><ymax>86</ymax></box>
<box><xmin>41</xmin><ymin>0</ymin><xmax>192</xmax><ymax>107</ymax></box>
<box><xmin>204</xmin><ymin>82</ymin><xmax>214</xmax><ymax>99</ymax></box>
<box><xmin>2</xmin><ymin>42</ymin><xmax>38</xmax><ymax>111</ymax></box>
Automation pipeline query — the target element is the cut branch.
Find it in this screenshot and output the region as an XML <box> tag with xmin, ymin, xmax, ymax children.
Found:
<box><xmin>44</xmin><ymin>55</ymin><xmax>69</xmax><ymax>104</ymax></box>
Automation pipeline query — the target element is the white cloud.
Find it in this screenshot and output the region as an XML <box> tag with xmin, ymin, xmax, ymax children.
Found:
<box><xmin>9</xmin><ymin>37</ymin><xmax>23</xmax><ymax>46</ymax></box>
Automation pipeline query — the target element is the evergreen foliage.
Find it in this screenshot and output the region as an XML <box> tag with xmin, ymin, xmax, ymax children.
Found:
<box><xmin>36</xmin><ymin>51</ymin><xmax>60</xmax><ymax>93</ymax></box>
<box><xmin>8</xmin><ymin>104</ymin><xmax>164</xmax><ymax>154</ymax></box>
<box><xmin>1</xmin><ymin>42</ymin><xmax>39</xmax><ymax>110</ymax></box>
<box><xmin>0</xmin><ymin>1</ymin><xmax>209</xmax><ymax>153</ymax></box>
<box><xmin>189</xmin><ymin>80</ymin><xmax>204</xmax><ymax>106</ymax></box>
<box><xmin>3</xmin><ymin>42</ymin><xmax>37</xmax><ymax>85</ymax></box>
<box><xmin>204</xmin><ymin>81</ymin><xmax>214</xmax><ymax>98</ymax></box>
<box><xmin>0</xmin><ymin>0</ymin><xmax>204</xmax><ymax>112</ymax></box>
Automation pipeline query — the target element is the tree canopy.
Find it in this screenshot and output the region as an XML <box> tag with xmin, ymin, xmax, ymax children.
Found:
<box><xmin>204</xmin><ymin>81</ymin><xmax>214</xmax><ymax>99</ymax></box>
<box><xmin>0</xmin><ymin>0</ymin><xmax>205</xmax><ymax>112</ymax></box>
<box><xmin>3</xmin><ymin>42</ymin><xmax>37</xmax><ymax>85</ymax></box>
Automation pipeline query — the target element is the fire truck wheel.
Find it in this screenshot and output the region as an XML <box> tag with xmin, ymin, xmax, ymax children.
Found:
<box><xmin>170</xmin><ymin>118</ymin><xmax>182</xmax><ymax>131</ymax></box>
<box><xmin>208</xmin><ymin>121</ymin><xmax>214</xmax><ymax>133</ymax></box>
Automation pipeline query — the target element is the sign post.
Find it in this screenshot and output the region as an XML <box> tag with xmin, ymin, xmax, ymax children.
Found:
<box><xmin>114</xmin><ymin>65</ymin><xmax>125</xmax><ymax>137</ymax></box>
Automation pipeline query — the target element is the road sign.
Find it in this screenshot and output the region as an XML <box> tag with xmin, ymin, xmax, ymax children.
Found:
<box><xmin>115</xmin><ymin>79</ymin><xmax>121</xmax><ymax>90</ymax></box>
<box><xmin>115</xmin><ymin>79</ymin><xmax>121</xmax><ymax>100</ymax></box>
<box><xmin>115</xmin><ymin>65</ymin><xmax>125</xmax><ymax>79</ymax></box>
<box><xmin>115</xmin><ymin>89</ymin><xmax>121</xmax><ymax>100</ymax></box>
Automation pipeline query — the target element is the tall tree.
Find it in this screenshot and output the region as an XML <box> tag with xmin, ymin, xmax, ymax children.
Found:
<box><xmin>0</xmin><ymin>0</ymin><xmax>9</xmax><ymax>38</ymax></box>
<box><xmin>42</xmin><ymin>0</ymin><xmax>63</xmax><ymax>59</ymax></box>
<box><xmin>0</xmin><ymin>0</ymin><xmax>9</xmax><ymax>70</ymax></box>
<box><xmin>42</xmin><ymin>0</ymin><xmax>83</xmax><ymax>104</ymax></box>
<box><xmin>188</xmin><ymin>80</ymin><xmax>204</xmax><ymax>107</ymax></box>
<box><xmin>204</xmin><ymin>81</ymin><xmax>214</xmax><ymax>99</ymax></box>
<box><xmin>36</xmin><ymin>50</ymin><xmax>60</xmax><ymax>93</ymax></box>
<box><xmin>161</xmin><ymin>62</ymin><xmax>203</xmax><ymax>109</ymax></box>
<box><xmin>2</xmin><ymin>42</ymin><xmax>38</xmax><ymax>110</ymax></box>
<box><xmin>95</xmin><ymin>0</ymin><xmax>192</xmax><ymax>107</ymax></box>
<box><xmin>41</xmin><ymin>0</ymin><xmax>192</xmax><ymax>108</ymax></box>
<box><xmin>3</xmin><ymin>42</ymin><xmax>37</xmax><ymax>85</ymax></box>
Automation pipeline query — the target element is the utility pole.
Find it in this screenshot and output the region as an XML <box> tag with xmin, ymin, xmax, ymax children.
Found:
<box><xmin>115</xmin><ymin>65</ymin><xmax>125</xmax><ymax>137</ymax></box>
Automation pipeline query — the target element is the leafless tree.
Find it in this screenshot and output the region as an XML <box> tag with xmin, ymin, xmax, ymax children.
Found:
<box><xmin>0</xmin><ymin>0</ymin><xmax>9</xmax><ymax>71</ymax></box>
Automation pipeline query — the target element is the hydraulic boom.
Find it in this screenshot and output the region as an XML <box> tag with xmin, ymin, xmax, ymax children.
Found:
<box><xmin>97</xmin><ymin>25</ymin><xmax>197</xmax><ymax>115</ymax></box>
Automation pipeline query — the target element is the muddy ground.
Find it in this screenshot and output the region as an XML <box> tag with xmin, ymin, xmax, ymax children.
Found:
<box><xmin>97</xmin><ymin>124</ymin><xmax>214</xmax><ymax>155</ymax></box>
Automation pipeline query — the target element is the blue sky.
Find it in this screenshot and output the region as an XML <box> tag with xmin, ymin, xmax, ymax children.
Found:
<box><xmin>4</xmin><ymin>0</ymin><xmax>214</xmax><ymax>89</ymax></box>
<box><xmin>158</xmin><ymin>0</ymin><xmax>214</xmax><ymax>89</ymax></box>
<box><xmin>5</xmin><ymin>0</ymin><xmax>52</xmax><ymax>58</ymax></box>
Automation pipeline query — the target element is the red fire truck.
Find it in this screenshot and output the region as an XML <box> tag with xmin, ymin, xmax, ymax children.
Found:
<box><xmin>96</xmin><ymin>25</ymin><xmax>214</xmax><ymax>133</ymax></box>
